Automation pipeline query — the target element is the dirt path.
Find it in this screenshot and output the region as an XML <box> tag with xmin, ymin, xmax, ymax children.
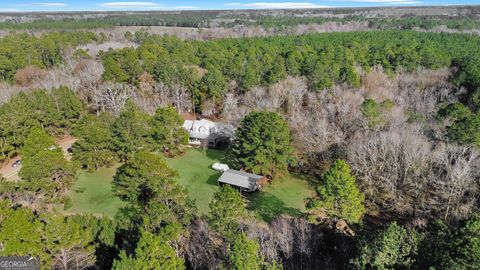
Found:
<box><xmin>0</xmin><ymin>135</ymin><xmax>77</xmax><ymax>181</ymax></box>
<box><xmin>56</xmin><ymin>135</ymin><xmax>77</xmax><ymax>161</ymax></box>
<box><xmin>0</xmin><ymin>156</ymin><xmax>21</xmax><ymax>181</ymax></box>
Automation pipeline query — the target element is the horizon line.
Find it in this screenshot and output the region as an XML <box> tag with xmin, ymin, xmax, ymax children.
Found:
<box><xmin>0</xmin><ymin>4</ymin><xmax>479</xmax><ymax>14</ymax></box>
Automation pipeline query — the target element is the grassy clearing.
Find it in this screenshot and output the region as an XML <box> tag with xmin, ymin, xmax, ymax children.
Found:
<box><xmin>63</xmin><ymin>148</ymin><xmax>315</xmax><ymax>221</ymax></box>
<box><xmin>63</xmin><ymin>166</ymin><xmax>125</xmax><ymax>218</ymax></box>
<box><xmin>167</xmin><ymin>148</ymin><xmax>315</xmax><ymax>221</ymax></box>
<box><xmin>166</xmin><ymin>148</ymin><xmax>224</xmax><ymax>214</ymax></box>
<box><xmin>248</xmin><ymin>174</ymin><xmax>315</xmax><ymax>222</ymax></box>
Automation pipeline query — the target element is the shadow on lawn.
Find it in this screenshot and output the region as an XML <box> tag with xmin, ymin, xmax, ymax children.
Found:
<box><xmin>207</xmin><ymin>172</ymin><xmax>222</xmax><ymax>186</ymax></box>
<box><xmin>204</xmin><ymin>147</ymin><xmax>238</xmax><ymax>168</ymax></box>
<box><xmin>248</xmin><ymin>193</ymin><xmax>302</xmax><ymax>222</ymax></box>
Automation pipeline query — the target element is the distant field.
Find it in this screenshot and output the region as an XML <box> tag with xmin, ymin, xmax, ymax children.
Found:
<box><xmin>64</xmin><ymin>148</ymin><xmax>314</xmax><ymax>221</ymax></box>
<box><xmin>63</xmin><ymin>166</ymin><xmax>125</xmax><ymax>218</ymax></box>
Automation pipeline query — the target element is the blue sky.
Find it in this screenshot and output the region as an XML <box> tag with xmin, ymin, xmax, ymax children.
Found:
<box><xmin>0</xmin><ymin>0</ymin><xmax>478</xmax><ymax>12</ymax></box>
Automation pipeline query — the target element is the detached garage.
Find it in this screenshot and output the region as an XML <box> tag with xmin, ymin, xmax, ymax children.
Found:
<box><xmin>217</xmin><ymin>169</ymin><xmax>266</xmax><ymax>193</ymax></box>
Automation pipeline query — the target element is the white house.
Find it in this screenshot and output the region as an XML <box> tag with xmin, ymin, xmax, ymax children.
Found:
<box><xmin>182</xmin><ymin>119</ymin><xmax>217</xmax><ymax>146</ymax></box>
<box><xmin>182</xmin><ymin>119</ymin><xmax>234</xmax><ymax>147</ymax></box>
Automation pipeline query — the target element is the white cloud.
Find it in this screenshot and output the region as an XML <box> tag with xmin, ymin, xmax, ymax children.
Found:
<box><xmin>0</xmin><ymin>8</ymin><xmax>22</xmax><ymax>12</ymax></box>
<box><xmin>98</xmin><ymin>2</ymin><xmax>200</xmax><ymax>10</ymax></box>
<box><xmin>98</xmin><ymin>2</ymin><xmax>161</xmax><ymax>8</ymax></box>
<box><xmin>173</xmin><ymin>6</ymin><xmax>199</xmax><ymax>9</ymax></box>
<box><xmin>224</xmin><ymin>2</ymin><xmax>328</xmax><ymax>9</ymax></box>
<box><xmin>31</xmin><ymin>2</ymin><xmax>68</xmax><ymax>6</ymax></box>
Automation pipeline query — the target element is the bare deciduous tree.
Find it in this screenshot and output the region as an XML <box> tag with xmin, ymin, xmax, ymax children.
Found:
<box><xmin>92</xmin><ymin>82</ymin><xmax>133</xmax><ymax>115</ymax></box>
<box><xmin>348</xmin><ymin>128</ymin><xmax>479</xmax><ymax>220</ymax></box>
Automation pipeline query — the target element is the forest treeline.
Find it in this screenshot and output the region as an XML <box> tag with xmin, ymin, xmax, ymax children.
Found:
<box><xmin>0</xmin><ymin>31</ymin><xmax>101</xmax><ymax>82</ymax></box>
<box><xmin>0</xmin><ymin>14</ymin><xmax>212</xmax><ymax>30</ymax></box>
<box><xmin>101</xmin><ymin>30</ymin><xmax>480</xmax><ymax>106</ymax></box>
<box><xmin>221</xmin><ymin>15</ymin><xmax>480</xmax><ymax>31</ymax></box>
<box><xmin>1</xmin><ymin>14</ymin><xmax>479</xmax><ymax>31</ymax></box>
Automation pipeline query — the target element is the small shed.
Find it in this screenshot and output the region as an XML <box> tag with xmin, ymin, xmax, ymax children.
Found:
<box><xmin>217</xmin><ymin>169</ymin><xmax>266</xmax><ymax>193</ymax></box>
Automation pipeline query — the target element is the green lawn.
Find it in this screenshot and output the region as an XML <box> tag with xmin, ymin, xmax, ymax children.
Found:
<box><xmin>166</xmin><ymin>148</ymin><xmax>315</xmax><ymax>221</ymax></box>
<box><xmin>166</xmin><ymin>148</ymin><xmax>224</xmax><ymax>214</ymax></box>
<box><xmin>63</xmin><ymin>148</ymin><xmax>315</xmax><ymax>222</ymax></box>
<box><xmin>63</xmin><ymin>166</ymin><xmax>125</xmax><ymax>218</ymax></box>
<box><xmin>249</xmin><ymin>174</ymin><xmax>315</xmax><ymax>222</ymax></box>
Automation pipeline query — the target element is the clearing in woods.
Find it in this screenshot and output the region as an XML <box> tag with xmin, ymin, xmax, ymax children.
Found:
<box><xmin>61</xmin><ymin>148</ymin><xmax>314</xmax><ymax>220</ymax></box>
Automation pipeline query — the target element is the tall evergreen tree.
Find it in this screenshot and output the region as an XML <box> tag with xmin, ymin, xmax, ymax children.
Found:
<box><xmin>112</xmin><ymin>100</ymin><xmax>152</xmax><ymax>161</ymax></box>
<box><xmin>19</xmin><ymin>127</ymin><xmax>75</xmax><ymax>196</ymax></box>
<box><xmin>150</xmin><ymin>106</ymin><xmax>188</xmax><ymax>156</ymax></box>
<box><xmin>113</xmin><ymin>227</ymin><xmax>185</xmax><ymax>270</ymax></box>
<box><xmin>229</xmin><ymin>233</ymin><xmax>263</xmax><ymax>270</ymax></box>
<box><xmin>352</xmin><ymin>222</ymin><xmax>420</xmax><ymax>270</ymax></box>
<box><xmin>72</xmin><ymin>113</ymin><xmax>117</xmax><ymax>171</ymax></box>
<box><xmin>229</xmin><ymin>233</ymin><xmax>282</xmax><ymax>270</ymax></box>
<box><xmin>307</xmin><ymin>159</ymin><xmax>365</xmax><ymax>224</ymax></box>
<box><xmin>420</xmin><ymin>215</ymin><xmax>480</xmax><ymax>270</ymax></box>
<box><xmin>0</xmin><ymin>201</ymin><xmax>97</xmax><ymax>269</ymax></box>
<box><xmin>234</xmin><ymin>111</ymin><xmax>293</xmax><ymax>178</ymax></box>
<box><xmin>113</xmin><ymin>151</ymin><xmax>193</xmax><ymax>231</ymax></box>
<box><xmin>208</xmin><ymin>185</ymin><xmax>248</xmax><ymax>241</ymax></box>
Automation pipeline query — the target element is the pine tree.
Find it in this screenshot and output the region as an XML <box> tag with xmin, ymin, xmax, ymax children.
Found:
<box><xmin>72</xmin><ymin>113</ymin><xmax>117</xmax><ymax>171</ymax></box>
<box><xmin>112</xmin><ymin>100</ymin><xmax>152</xmax><ymax>161</ymax></box>
<box><xmin>113</xmin><ymin>151</ymin><xmax>193</xmax><ymax>229</ymax></box>
<box><xmin>229</xmin><ymin>233</ymin><xmax>263</xmax><ymax>270</ymax></box>
<box><xmin>234</xmin><ymin>111</ymin><xmax>293</xmax><ymax>178</ymax></box>
<box><xmin>352</xmin><ymin>222</ymin><xmax>420</xmax><ymax>270</ymax></box>
<box><xmin>307</xmin><ymin>159</ymin><xmax>365</xmax><ymax>224</ymax></box>
<box><xmin>19</xmin><ymin>127</ymin><xmax>75</xmax><ymax>195</ymax></box>
<box><xmin>113</xmin><ymin>228</ymin><xmax>185</xmax><ymax>270</ymax></box>
<box><xmin>150</xmin><ymin>106</ymin><xmax>188</xmax><ymax>156</ymax></box>
<box><xmin>229</xmin><ymin>233</ymin><xmax>282</xmax><ymax>270</ymax></box>
<box><xmin>208</xmin><ymin>185</ymin><xmax>248</xmax><ymax>241</ymax></box>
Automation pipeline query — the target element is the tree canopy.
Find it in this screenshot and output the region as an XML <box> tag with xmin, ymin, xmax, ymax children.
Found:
<box><xmin>112</xmin><ymin>100</ymin><xmax>152</xmax><ymax>161</ymax></box>
<box><xmin>352</xmin><ymin>222</ymin><xmax>421</xmax><ymax>270</ymax></box>
<box><xmin>72</xmin><ymin>113</ymin><xmax>117</xmax><ymax>171</ymax></box>
<box><xmin>113</xmin><ymin>228</ymin><xmax>185</xmax><ymax>270</ymax></box>
<box><xmin>0</xmin><ymin>200</ymin><xmax>101</xmax><ymax>269</ymax></box>
<box><xmin>307</xmin><ymin>159</ymin><xmax>365</xmax><ymax>224</ymax></box>
<box><xmin>19</xmin><ymin>127</ymin><xmax>75</xmax><ymax>196</ymax></box>
<box><xmin>150</xmin><ymin>106</ymin><xmax>188</xmax><ymax>156</ymax></box>
<box><xmin>208</xmin><ymin>185</ymin><xmax>249</xmax><ymax>241</ymax></box>
<box><xmin>113</xmin><ymin>151</ymin><xmax>193</xmax><ymax>232</ymax></box>
<box><xmin>0</xmin><ymin>88</ymin><xmax>83</xmax><ymax>163</ymax></box>
<box><xmin>229</xmin><ymin>233</ymin><xmax>280</xmax><ymax>270</ymax></box>
<box><xmin>234</xmin><ymin>111</ymin><xmax>293</xmax><ymax>178</ymax></box>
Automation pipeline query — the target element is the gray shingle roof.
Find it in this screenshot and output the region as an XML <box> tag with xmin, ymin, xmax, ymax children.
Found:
<box><xmin>218</xmin><ymin>169</ymin><xmax>263</xmax><ymax>191</ymax></box>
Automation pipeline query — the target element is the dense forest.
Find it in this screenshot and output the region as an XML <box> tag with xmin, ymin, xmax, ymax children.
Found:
<box><xmin>100</xmin><ymin>30</ymin><xmax>480</xmax><ymax>111</ymax></box>
<box><xmin>0</xmin><ymin>14</ymin><xmax>212</xmax><ymax>30</ymax></box>
<box><xmin>1</xmin><ymin>7</ymin><xmax>479</xmax><ymax>31</ymax></box>
<box><xmin>0</xmin><ymin>9</ymin><xmax>479</xmax><ymax>270</ymax></box>
<box><xmin>220</xmin><ymin>15</ymin><xmax>480</xmax><ymax>31</ymax></box>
